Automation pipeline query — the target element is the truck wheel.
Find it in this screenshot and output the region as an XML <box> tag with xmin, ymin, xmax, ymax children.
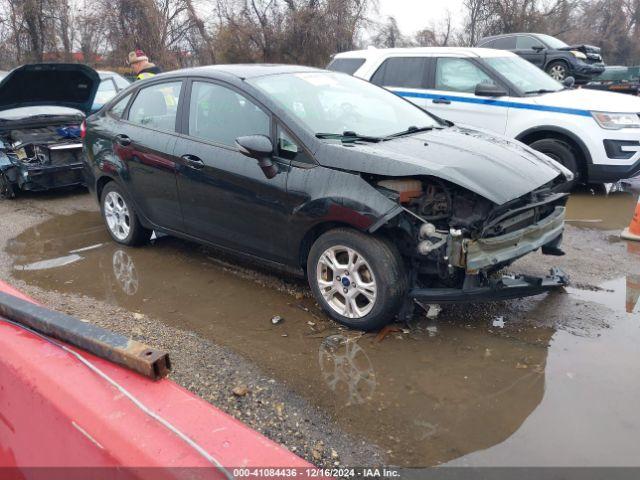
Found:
<box><xmin>546</xmin><ymin>61</ymin><xmax>569</xmax><ymax>81</ymax></box>
<box><xmin>529</xmin><ymin>138</ymin><xmax>579</xmax><ymax>189</ymax></box>
<box><xmin>100</xmin><ymin>182</ymin><xmax>151</xmax><ymax>246</ymax></box>
<box><xmin>307</xmin><ymin>228</ymin><xmax>407</xmax><ymax>331</ymax></box>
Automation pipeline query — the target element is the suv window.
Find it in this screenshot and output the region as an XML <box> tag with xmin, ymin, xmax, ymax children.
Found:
<box><xmin>516</xmin><ymin>36</ymin><xmax>544</xmax><ymax>49</ymax></box>
<box><xmin>492</xmin><ymin>36</ymin><xmax>517</xmax><ymax>49</ymax></box>
<box><xmin>188</xmin><ymin>81</ymin><xmax>270</xmax><ymax>146</ymax></box>
<box><xmin>128</xmin><ymin>81</ymin><xmax>182</xmax><ymax>131</ymax></box>
<box><xmin>94</xmin><ymin>79</ymin><xmax>117</xmax><ymax>106</ymax></box>
<box><xmin>435</xmin><ymin>58</ymin><xmax>495</xmax><ymax>93</ymax></box>
<box><xmin>327</xmin><ymin>58</ymin><xmax>366</xmax><ymax>75</ymax></box>
<box><xmin>110</xmin><ymin>93</ymin><xmax>132</xmax><ymax>118</ymax></box>
<box><xmin>371</xmin><ymin>57</ymin><xmax>429</xmax><ymax>89</ymax></box>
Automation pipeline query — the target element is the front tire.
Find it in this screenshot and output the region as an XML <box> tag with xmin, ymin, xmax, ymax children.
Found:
<box><xmin>0</xmin><ymin>172</ymin><xmax>16</xmax><ymax>199</ymax></box>
<box><xmin>307</xmin><ymin>228</ymin><xmax>407</xmax><ymax>331</ymax></box>
<box><xmin>546</xmin><ymin>61</ymin><xmax>569</xmax><ymax>81</ymax></box>
<box><xmin>529</xmin><ymin>138</ymin><xmax>580</xmax><ymax>189</ymax></box>
<box><xmin>100</xmin><ymin>182</ymin><xmax>151</xmax><ymax>246</ymax></box>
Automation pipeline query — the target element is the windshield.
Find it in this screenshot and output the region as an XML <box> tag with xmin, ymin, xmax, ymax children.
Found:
<box><xmin>248</xmin><ymin>72</ymin><xmax>441</xmax><ymax>138</ymax></box>
<box><xmin>537</xmin><ymin>34</ymin><xmax>568</xmax><ymax>49</ymax></box>
<box><xmin>485</xmin><ymin>56</ymin><xmax>563</xmax><ymax>94</ymax></box>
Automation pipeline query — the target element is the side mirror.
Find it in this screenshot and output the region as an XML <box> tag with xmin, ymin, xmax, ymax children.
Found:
<box><xmin>532</xmin><ymin>45</ymin><xmax>545</xmax><ymax>52</ymax></box>
<box><xmin>475</xmin><ymin>83</ymin><xmax>508</xmax><ymax>97</ymax></box>
<box><xmin>235</xmin><ymin>135</ymin><xmax>277</xmax><ymax>179</ymax></box>
<box><xmin>563</xmin><ymin>76</ymin><xmax>576</xmax><ymax>88</ymax></box>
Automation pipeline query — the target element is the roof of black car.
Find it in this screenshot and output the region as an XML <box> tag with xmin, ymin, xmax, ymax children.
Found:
<box><xmin>167</xmin><ymin>64</ymin><xmax>324</xmax><ymax>80</ymax></box>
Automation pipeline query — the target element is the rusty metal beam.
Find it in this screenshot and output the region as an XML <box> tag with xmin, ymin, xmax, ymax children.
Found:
<box><xmin>0</xmin><ymin>291</ymin><xmax>170</xmax><ymax>380</ymax></box>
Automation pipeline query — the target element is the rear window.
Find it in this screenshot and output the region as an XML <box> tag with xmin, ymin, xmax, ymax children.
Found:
<box><xmin>491</xmin><ymin>36</ymin><xmax>517</xmax><ymax>49</ymax></box>
<box><xmin>326</xmin><ymin>58</ymin><xmax>366</xmax><ymax>75</ymax></box>
<box><xmin>371</xmin><ymin>57</ymin><xmax>429</xmax><ymax>89</ymax></box>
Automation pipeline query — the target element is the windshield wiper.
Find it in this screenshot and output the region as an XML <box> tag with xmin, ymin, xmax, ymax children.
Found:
<box><xmin>315</xmin><ymin>131</ymin><xmax>382</xmax><ymax>143</ymax></box>
<box><xmin>383</xmin><ymin>125</ymin><xmax>442</xmax><ymax>140</ymax></box>
<box><xmin>524</xmin><ymin>89</ymin><xmax>560</xmax><ymax>95</ymax></box>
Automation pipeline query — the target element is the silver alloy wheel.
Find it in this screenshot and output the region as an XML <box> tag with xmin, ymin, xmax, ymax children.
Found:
<box><xmin>103</xmin><ymin>191</ymin><xmax>131</xmax><ymax>241</ymax></box>
<box><xmin>316</xmin><ymin>245</ymin><xmax>377</xmax><ymax>319</ymax></box>
<box><xmin>548</xmin><ymin>64</ymin><xmax>567</xmax><ymax>81</ymax></box>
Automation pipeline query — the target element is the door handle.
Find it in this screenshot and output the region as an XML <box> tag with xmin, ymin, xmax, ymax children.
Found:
<box><xmin>432</xmin><ymin>98</ymin><xmax>451</xmax><ymax>105</ymax></box>
<box><xmin>181</xmin><ymin>154</ymin><xmax>205</xmax><ymax>169</ymax></box>
<box><xmin>114</xmin><ymin>134</ymin><xmax>131</xmax><ymax>146</ymax></box>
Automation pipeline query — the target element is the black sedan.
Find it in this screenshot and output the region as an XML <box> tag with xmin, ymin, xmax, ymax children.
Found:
<box><xmin>83</xmin><ymin>65</ymin><xmax>572</xmax><ymax>330</ymax></box>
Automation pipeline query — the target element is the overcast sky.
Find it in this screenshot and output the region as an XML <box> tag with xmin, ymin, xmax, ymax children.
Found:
<box><xmin>375</xmin><ymin>0</ymin><xmax>465</xmax><ymax>36</ymax></box>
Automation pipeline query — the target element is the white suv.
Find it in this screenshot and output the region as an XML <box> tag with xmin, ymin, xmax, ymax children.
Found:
<box><xmin>329</xmin><ymin>47</ymin><xmax>640</xmax><ymax>184</ymax></box>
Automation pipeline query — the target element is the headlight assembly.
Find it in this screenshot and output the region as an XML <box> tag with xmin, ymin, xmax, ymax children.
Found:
<box><xmin>592</xmin><ymin>111</ymin><xmax>640</xmax><ymax>130</ymax></box>
<box><xmin>570</xmin><ymin>50</ymin><xmax>587</xmax><ymax>60</ymax></box>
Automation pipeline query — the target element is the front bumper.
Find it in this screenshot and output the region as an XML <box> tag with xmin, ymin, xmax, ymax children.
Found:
<box><xmin>451</xmin><ymin>206</ymin><xmax>565</xmax><ymax>272</ymax></box>
<box><xmin>573</xmin><ymin>62</ymin><xmax>605</xmax><ymax>79</ymax></box>
<box><xmin>588</xmin><ymin>157</ymin><xmax>640</xmax><ymax>183</ymax></box>
<box><xmin>410</xmin><ymin>267</ymin><xmax>568</xmax><ymax>303</ymax></box>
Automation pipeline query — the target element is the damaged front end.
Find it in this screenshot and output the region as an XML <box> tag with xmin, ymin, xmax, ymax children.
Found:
<box><xmin>371</xmin><ymin>176</ymin><xmax>569</xmax><ymax>304</ymax></box>
<box><xmin>0</xmin><ymin>123</ymin><xmax>85</xmax><ymax>198</ymax></box>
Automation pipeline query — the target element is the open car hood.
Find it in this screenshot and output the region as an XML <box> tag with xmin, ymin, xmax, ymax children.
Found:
<box><xmin>316</xmin><ymin>126</ymin><xmax>564</xmax><ymax>205</ymax></box>
<box><xmin>0</xmin><ymin>64</ymin><xmax>100</xmax><ymax>115</ymax></box>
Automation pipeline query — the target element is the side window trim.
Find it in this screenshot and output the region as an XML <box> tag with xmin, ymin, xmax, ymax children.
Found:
<box><xmin>274</xmin><ymin>122</ymin><xmax>317</xmax><ymax>167</ymax></box>
<box><xmin>181</xmin><ymin>77</ymin><xmax>273</xmax><ymax>151</ymax></box>
<box><xmin>122</xmin><ymin>79</ymin><xmax>185</xmax><ymax>133</ymax></box>
<box><xmin>107</xmin><ymin>92</ymin><xmax>134</xmax><ymax>119</ymax></box>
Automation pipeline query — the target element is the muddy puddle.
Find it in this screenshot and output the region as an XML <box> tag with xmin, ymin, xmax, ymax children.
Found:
<box><xmin>6</xmin><ymin>211</ymin><xmax>640</xmax><ymax>466</ymax></box>
<box><xmin>566</xmin><ymin>184</ymin><xmax>638</xmax><ymax>230</ymax></box>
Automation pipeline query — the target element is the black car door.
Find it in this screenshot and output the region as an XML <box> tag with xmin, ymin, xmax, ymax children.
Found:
<box><xmin>173</xmin><ymin>79</ymin><xmax>291</xmax><ymax>263</ymax></box>
<box><xmin>515</xmin><ymin>35</ymin><xmax>546</xmax><ymax>68</ymax></box>
<box><xmin>115</xmin><ymin>80</ymin><xmax>185</xmax><ymax>231</ymax></box>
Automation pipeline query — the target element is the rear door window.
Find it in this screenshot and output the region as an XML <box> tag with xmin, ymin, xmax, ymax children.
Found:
<box><xmin>371</xmin><ymin>57</ymin><xmax>429</xmax><ymax>89</ymax></box>
<box><xmin>492</xmin><ymin>36</ymin><xmax>517</xmax><ymax>49</ymax></box>
<box><xmin>326</xmin><ymin>58</ymin><xmax>366</xmax><ymax>75</ymax></box>
<box><xmin>128</xmin><ymin>81</ymin><xmax>182</xmax><ymax>131</ymax></box>
<box><xmin>187</xmin><ymin>81</ymin><xmax>270</xmax><ymax>147</ymax></box>
<box><xmin>435</xmin><ymin>58</ymin><xmax>495</xmax><ymax>93</ymax></box>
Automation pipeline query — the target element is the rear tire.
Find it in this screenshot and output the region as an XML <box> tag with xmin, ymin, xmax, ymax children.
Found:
<box><xmin>100</xmin><ymin>182</ymin><xmax>151</xmax><ymax>246</ymax></box>
<box><xmin>307</xmin><ymin>228</ymin><xmax>408</xmax><ymax>331</ymax></box>
<box><xmin>528</xmin><ymin>138</ymin><xmax>580</xmax><ymax>189</ymax></box>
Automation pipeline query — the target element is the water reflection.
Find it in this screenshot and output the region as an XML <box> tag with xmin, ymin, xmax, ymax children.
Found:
<box><xmin>112</xmin><ymin>250</ymin><xmax>139</xmax><ymax>296</ymax></box>
<box><xmin>318</xmin><ymin>335</ymin><xmax>376</xmax><ymax>406</ymax></box>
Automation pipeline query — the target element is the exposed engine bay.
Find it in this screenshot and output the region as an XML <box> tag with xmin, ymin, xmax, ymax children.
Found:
<box><xmin>370</xmin><ymin>175</ymin><xmax>568</xmax><ymax>295</ymax></box>
<box><xmin>0</xmin><ymin>124</ymin><xmax>84</xmax><ymax>198</ymax></box>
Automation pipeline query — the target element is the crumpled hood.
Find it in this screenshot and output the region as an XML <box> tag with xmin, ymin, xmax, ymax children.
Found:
<box><xmin>532</xmin><ymin>87</ymin><xmax>640</xmax><ymax>113</ymax></box>
<box><xmin>0</xmin><ymin>64</ymin><xmax>100</xmax><ymax>115</ymax></box>
<box><xmin>315</xmin><ymin>126</ymin><xmax>564</xmax><ymax>205</ymax></box>
<box><xmin>558</xmin><ymin>44</ymin><xmax>601</xmax><ymax>55</ymax></box>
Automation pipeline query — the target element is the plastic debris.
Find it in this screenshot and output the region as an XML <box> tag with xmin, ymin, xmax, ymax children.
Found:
<box><xmin>426</xmin><ymin>304</ymin><xmax>441</xmax><ymax>319</ymax></box>
<box><xmin>492</xmin><ymin>316</ymin><xmax>505</xmax><ymax>328</ymax></box>
<box><xmin>271</xmin><ymin>315</ymin><xmax>284</xmax><ymax>325</ymax></box>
